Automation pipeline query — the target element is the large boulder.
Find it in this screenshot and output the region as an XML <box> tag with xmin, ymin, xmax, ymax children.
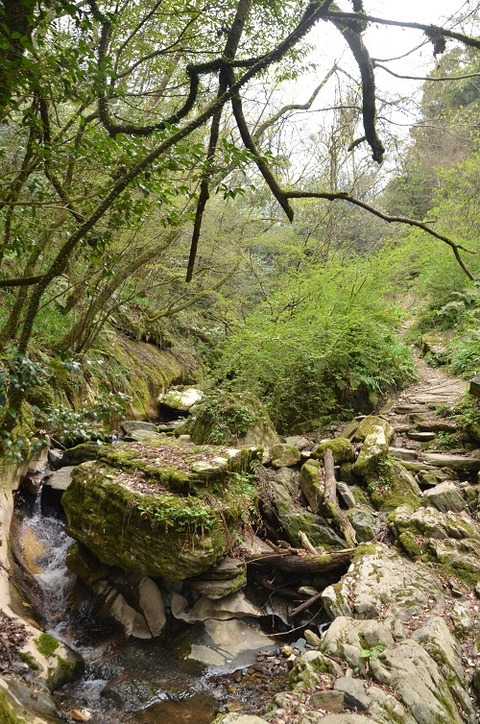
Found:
<box><xmin>352</xmin><ymin>417</ymin><xmax>393</xmax><ymax>478</ymax></box>
<box><xmin>176</xmin><ymin>390</ymin><xmax>280</xmax><ymax>449</ymax></box>
<box><xmin>62</xmin><ymin>438</ymin><xmax>260</xmax><ymax>580</ymax></box>
<box><xmin>321</xmin><ymin>543</ymin><xmax>444</xmax><ymax>621</ymax></box>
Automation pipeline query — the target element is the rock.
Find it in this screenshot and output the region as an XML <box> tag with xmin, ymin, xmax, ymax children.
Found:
<box><xmin>214</xmin><ymin>715</ymin><xmax>270</xmax><ymax>724</ymax></box>
<box><xmin>345</xmin><ymin>507</ymin><xmax>377</xmax><ymax>542</ymax></box>
<box><xmin>285</xmin><ymin>435</ymin><xmax>311</xmax><ymax>450</ymax></box>
<box><xmin>419</xmin><ymin>452</ymin><xmax>480</xmax><ymax>473</ymax></box>
<box><xmin>270</xmin><ymin>443</ymin><xmax>301</xmax><ymax>468</ymax></box>
<box><xmin>412</xmin><ymin>615</ymin><xmax>474</xmax><ymax>718</ymax></box>
<box><xmin>450</xmin><ymin>601</ymin><xmax>472</xmax><ymax>636</ymax></box>
<box><xmin>309</xmin><ymin>690</ymin><xmax>344</xmax><ymax>713</ymax></box>
<box><xmin>188</xmin><ymin>619</ymin><xmax>275</xmax><ymax>669</ymax></box>
<box><xmin>321</xmin><ymin>543</ymin><xmax>443</xmax><ymax>621</ymax></box>
<box><xmin>186</xmin><ymin>557</ymin><xmax>247</xmax><ymax>598</ymax></box>
<box><xmin>95</xmin><ymin>574</ymin><xmax>166</xmax><ymax>638</ymax></box>
<box><xmin>62</xmin><ymin>439</ymin><xmax>260</xmax><ymax>580</ymax></box>
<box><xmin>176</xmin><ymin>591</ymin><xmax>263</xmax><ymax>623</ymax></box>
<box><xmin>333</xmin><ymin>677</ymin><xmax>370</xmax><ymax>712</ymax></box>
<box><xmin>423</xmin><ymin>481</ymin><xmax>466</xmax><ymax>512</ymax></box>
<box><xmin>304</xmin><ymin>629</ymin><xmax>321</xmax><ymax>648</ymax></box>
<box><xmin>388</xmin><ymin>447</ymin><xmax>418</xmax><ymax>462</ymax></box>
<box><xmin>352</xmin><ymin>419</ymin><xmax>393</xmax><ymax>477</ymax></box>
<box><xmin>339</xmin><ymin>419</ymin><xmax>360</xmax><ymax>440</ymax></box>
<box><xmin>43</xmin><ymin>465</ymin><xmax>75</xmax><ymax>491</ymax></box>
<box><xmin>121</xmin><ymin>420</ymin><xmax>158</xmax><ymax>434</ymax></box>
<box><xmin>71</xmin><ymin>709</ymin><xmax>92</xmax><ymax>722</ymax></box>
<box><xmin>289</xmin><ymin>650</ymin><xmax>342</xmax><ymax>692</ymax></box>
<box><xmin>417</xmin><ymin>419</ymin><xmax>459</xmax><ymax>433</ymax></box>
<box><xmin>123</xmin><ymin>430</ymin><xmax>164</xmax><ymax>443</ymax></box>
<box><xmin>321</xmin><ymin>617</ymin><xmax>394</xmax><ymax>675</ymax></box>
<box><xmin>299</xmin><ymin>459</ymin><xmax>323</xmax><ymax>513</ymax></box>
<box><xmin>407</xmin><ymin>430</ymin><xmax>436</xmax><ymax>442</ymax></box>
<box><xmin>352</xmin><ymin>416</ymin><xmax>394</xmax><ymax>444</ymax></box>
<box><xmin>302</xmin><ymin>715</ymin><xmax>377</xmax><ymax>724</ymax></box>
<box><xmin>48</xmin><ymin>448</ymin><xmax>64</xmax><ymax>469</ymax></box>
<box><xmin>270</xmin><ymin>466</ymin><xmax>298</xmax><ymax>495</ymax></box>
<box><xmin>61</xmin><ymin>441</ymin><xmax>102</xmax><ymax>466</ymax></box>
<box><xmin>366</xmin><ymin>459</ymin><xmax>422</xmax><ymax>511</ymax></box>
<box><xmin>264</xmin><ymin>478</ymin><xmax>346</xmax><ymax>549</ymax></box>
<box><xmin>158</xmin><ymin>387</ymin><xmax>203</xmax><ymax>414</ymax></box>
<box><xmin>369</xmin><ymin>639</ymin><xmax>464</xmax><ymax>724</ymax></box>
<box><xmin>311</xmin><ymin>438</ymin><xmax>355</xmax><ymax>464</ymax></box>
<box><xmin>336</xmin><ymin>482</ymin><xmax>355</xmax><ymax>509</ymax></box>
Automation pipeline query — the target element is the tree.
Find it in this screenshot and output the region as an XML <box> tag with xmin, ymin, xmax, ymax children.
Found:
<box><xmin>1</xmin><ymin>0</ymin><xmax>480</xmax><ymax>427</ymax></box>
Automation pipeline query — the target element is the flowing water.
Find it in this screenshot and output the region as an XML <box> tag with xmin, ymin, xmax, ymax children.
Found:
<box><xmin>13</xmin><ymin>486</ymin><xmax>288</xmax><ymax>723</ymax></box>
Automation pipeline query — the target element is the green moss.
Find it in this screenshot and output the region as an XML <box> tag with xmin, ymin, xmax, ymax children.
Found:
<box><xmin>366</xmin><ymin>458</ymin><xmax>421</xmax><ymax>511</ymax></box>
<box><xmin>18</xmin><ymin>652</ymin><xmax>40</xmax><ymax>671</ymax></box>
<box><xmin>311</xmin><ymin>437</ymin><xmax>355</xmax><ymax>464</ymax></box>
<box><xmin>352</xmin><ymin>541</ymin><xmax>379</xmax><ymax>562</ymax></box>
<box><xmin>398</xmin><ymin>531</ymin><xmax>422</xmax><ymax>558</ymax></box>
<box><xmin>35</xmin><ymin>633</ymin><xmax>60</xmax><ymax>657</ymax></box>
<box><xmin>0</xmin><ymin>690</ymin><xmax>24</xmax><ymax>724</ymax></box>
<box><xmin>48</xmin><ymin>655</ymin><xmax>79</xmax><ymax>690</ymax></box>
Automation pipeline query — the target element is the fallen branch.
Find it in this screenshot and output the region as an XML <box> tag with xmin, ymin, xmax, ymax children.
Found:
<box><xmin>247</xmin><ymin>547</ymin><xmax>354</xmax><ymax>574</ymax></box>
<box><xmin>289</xmin><ymin>590</ymin><xmax>324</xmax><ymax>618</ymax></box>
<box><xmin>323</xmin><ymin>449</ymin><xmax>357</xmax><ymax>547</ymax></box>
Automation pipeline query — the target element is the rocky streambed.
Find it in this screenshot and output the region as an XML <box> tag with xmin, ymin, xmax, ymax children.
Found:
<box><xmin>3</xmin><ymin>365</ymin><xmax>480</xmax><ymax>723</ymax></box>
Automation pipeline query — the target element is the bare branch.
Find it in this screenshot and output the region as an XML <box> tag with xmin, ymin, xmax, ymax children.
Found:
<box><xmin>285</xmin><ymin>190</ymin><xmax>475</xmax><ymax>280</ymax></box>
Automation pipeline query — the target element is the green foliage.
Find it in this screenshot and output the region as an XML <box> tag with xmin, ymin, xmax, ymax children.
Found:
<box><xmin>192</xmin><ymin>390</ymin><xmax>260</xmax><ymax>444</ymax></box>
<box><xmin>35</xmin><ymin>632</ymin><xmax>60</xmax><ymax>657</ymax></box>
<box><xmin>359</xmin><ymin>643</ymin><xmax>386</xmax><ymax>661</ymax></box>
<box><xmin>215</xmin><ymin>253</ymin><xmax>416</xmax><ymax>432</ymax></box>
<box><xmin>137</xmin><ymin>495</ymin><xmax>215</xmax><ymax>534</ymax></box>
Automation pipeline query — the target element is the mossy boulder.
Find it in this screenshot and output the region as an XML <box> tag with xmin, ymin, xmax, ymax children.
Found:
<box><xmin>311</xmin><ymin>438</ymin><xmax>355</xmax><ymax>464</ymax></box>
<box><xmin>299</xmin><ymin>459</ymin><xmax>323</xmax><ymax>513</ymax></box>
<box><xmin>62</xmin><ymin>438</ymin><xmax>260</xmax><ymax>580</ymax></box>
<box><xmin>178</xmin><ymin>390</ymin><xmax>279</xmax><ymax>448</ymax></box>
<box><xmin>352</xmin><ymin>418</ymin><xmax>393</xmax><ymax>478</ymax></box>
<box><xmin>366</xmin><ymin>459</ymin><xmax>422</xmax><ymax>511</ymax></box>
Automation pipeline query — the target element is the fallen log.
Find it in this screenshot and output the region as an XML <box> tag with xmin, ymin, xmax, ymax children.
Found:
<box><xmin>323</xmin><ymin>449</ymin><xmax>357</xmax><ymax>547</ymax></box>
<box><xmin>247</xmin><ymin>547</ymin><xmax>354</xmax><ymax>575</ymax></box>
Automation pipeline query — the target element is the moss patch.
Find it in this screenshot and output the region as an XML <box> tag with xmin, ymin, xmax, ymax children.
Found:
<box><xmin>35</xmin><ymin>633</ymin><xmax>60</xmax><ymax>657</ymax></box>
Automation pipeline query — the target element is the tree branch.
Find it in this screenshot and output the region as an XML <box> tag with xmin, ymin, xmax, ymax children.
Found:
<box><xmin>285</xmin><ymin>190</ymin><xmax>475</xmax><ymax>279</ymax></box>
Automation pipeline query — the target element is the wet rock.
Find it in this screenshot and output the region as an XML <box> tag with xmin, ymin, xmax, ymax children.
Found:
<box><xmin>423</xmin><ymin>481</ymin><xmax>466</xmax><ymax>512</ymax></box>
<box><xmin>43</xmin><ymin>465</ymin><xmax>75</xmax><ymax>491</ymax></box>
<box><xmin>48</xmin><ymin>448</ymin><xmax>64</xmax><ymax>469</ymax></box>
<box><xmin>96</xmin><ymin>575</ymin><xmax>166</xmax><ymax>639</ymax></box>
<box><xmin>188</xmin><ymin>619</ymin><xmax>275</xmax><ymax>669</ymax></box>
<box><xmin>321</xmin><ymin>543</ymin><xmax>443</xmax><ymax>621</ymax></box>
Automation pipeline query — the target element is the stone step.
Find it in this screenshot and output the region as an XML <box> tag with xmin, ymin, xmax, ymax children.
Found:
<box><xmin>418</xmin><ymin>452</ymin><xmax>480</xmax><ymax>473</ymax></box>
<box><xmin>416</xmin><ymin>419</ymin><xmax>459</xmax><ymax>433</ymax></box>
<box><xmin>389</xmin><ymin>447</ymin><xmax>418</xmax><ymax>462</ymax></box>
<box><xmin>407</xmin><ymin>431</ymin><xmax>436</xmax><ymax>442</ymax></box>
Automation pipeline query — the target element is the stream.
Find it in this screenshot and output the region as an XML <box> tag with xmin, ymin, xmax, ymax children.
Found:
<box><xmin>12</xmin><ymin>484</ymin><xmax>291</xmax><ymax>723</ymax></box>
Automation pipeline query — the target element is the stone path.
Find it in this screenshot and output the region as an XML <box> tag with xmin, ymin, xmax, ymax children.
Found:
<box><xmin>380</xmin><ymin>349</ymin><xmax>480</xmax><ymax>479</ymax></box>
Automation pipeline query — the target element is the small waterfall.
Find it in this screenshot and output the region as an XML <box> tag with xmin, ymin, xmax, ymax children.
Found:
<box><xmin>18</xmin><ymin>488</ymin><xmax>75</xmax><ymax>635</ymax></box>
